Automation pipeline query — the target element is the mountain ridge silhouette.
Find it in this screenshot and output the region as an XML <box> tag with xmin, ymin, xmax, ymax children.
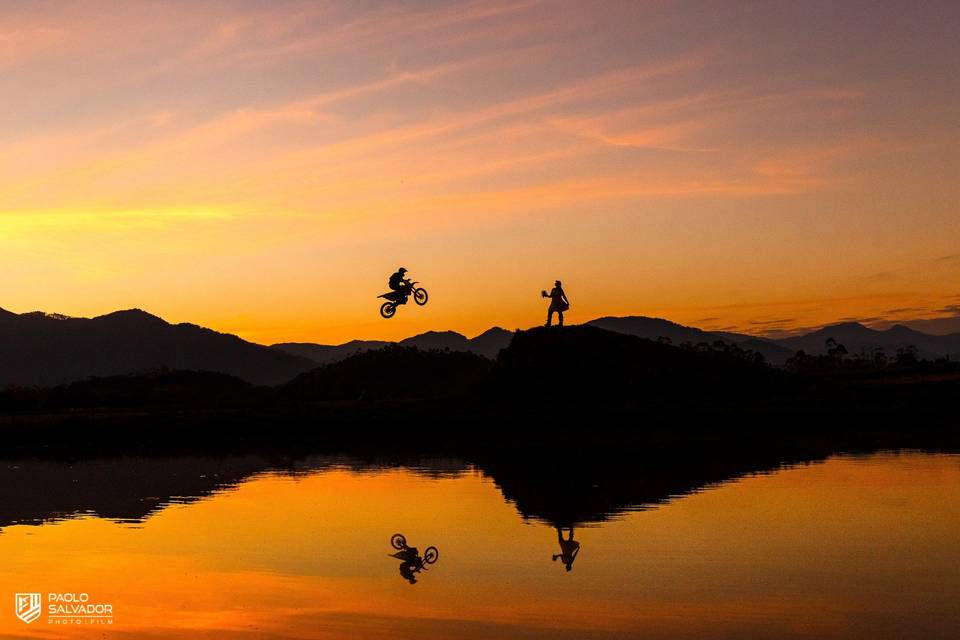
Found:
<box><xmin>2</xmin><ymin>307</ymin><xmax>958</xmax><ymax>388</ymax></box>
<box><xmin>0</xmin><ymin>308</ymin><xmax>316</xmax><ymax>387</ymax></box>
<box><xmin>394</xmin><ymin>317</ymin><xmax>959</xmax><ymax>364</ymax></box>
<box><xmin>273</xmin><ymin>326</ymin><xmax>513</xmax><ymax>362</ymax></box>
<box><xmin>777</xmin><ymin>321</ymin><xmax>960</xmax><ymax>360</ymax></box>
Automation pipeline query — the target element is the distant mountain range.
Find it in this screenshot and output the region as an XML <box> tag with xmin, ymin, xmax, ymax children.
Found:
<box><xmin>2</xmin><ymin>306</ymin><xmax>958</xmax><ymax>389</ymax></box>
<box><xmin>0</xmin><ymin>308</ymin><xmax>315</xmax><ymax>387</ymax></box>
<box><xmin>274</xmin><ymin>316</ymin><xmax>960</xmax><ymax>367</ymax></box>
<box><xmin>273</xmin><ymin>327</ymin><xmax>513</xmax><ymax>363</ymax></box>
<box><xmin>775</xmin><ymin>322</ymin><xmax>960</xmax><ymax>362</ymax></box>
<box><xmin>584</xmin><ymin>316</ymin><xmax>797</xmax><ymax>365</ymax></box>
<box><xmin>273</xmin><ymin>316</ymin><xmax>796</xmax><ymax>365</ymax></box>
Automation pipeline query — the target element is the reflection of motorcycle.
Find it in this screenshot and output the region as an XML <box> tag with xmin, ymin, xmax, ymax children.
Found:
<box><xmin>389</xmin><ymin>533</ymin><xmax>439</xmax><ymax>583</ymax></box>
<box><xmin>378</xmin><ymin>282</ymin><xmax>428</xmax><ymax>319</ymax></box>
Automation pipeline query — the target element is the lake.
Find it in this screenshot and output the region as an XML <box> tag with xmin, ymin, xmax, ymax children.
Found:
<box><xmin>1</xmin><ymin>450</ymin><xmax>957</xmax><ymax>638</ymax></box>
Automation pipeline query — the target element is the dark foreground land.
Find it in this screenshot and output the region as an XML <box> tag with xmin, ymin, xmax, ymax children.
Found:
<box><xmin>1</xmin><ymin>324</ymin><xmax>957</xmax><ymax>459</ymax></box>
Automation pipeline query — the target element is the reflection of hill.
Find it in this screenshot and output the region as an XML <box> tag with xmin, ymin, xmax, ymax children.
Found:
<box><xmin>0</xmin><ymin>456</ymin><xmax>269</xmax><ymax>527</ymax></box>
<box><xmin>475</xmin><ymin>444</ymin><xmax>833</xmax><ymax>526</ymax></box>
<box><xmin>0</xmin><ymin>454</ymin><xmax>472</xmax><ymax>530</ymax></box>
<box><xmin>0</xmin><ymin>442</ymin><xmax>842</xmax><ymax>531</ymax></box>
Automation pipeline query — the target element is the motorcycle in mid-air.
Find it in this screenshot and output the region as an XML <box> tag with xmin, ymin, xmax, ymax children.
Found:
<box><xmin>388</xmin><ymin>533</ymin><xmax>439</xmax><ymax>584</ymax></box>
<box><xmin>378</xmin><ymin>281</ymin><xmax>428</xmax><ymax>319</ymax></box>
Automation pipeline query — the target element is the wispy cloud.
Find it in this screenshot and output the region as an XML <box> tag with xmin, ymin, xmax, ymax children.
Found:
<box><xmin>885</xmin><ymin>307</ymin><xmax>928</xmax><ymax>315</ymax></box>
<box><xmin>215</xmin><ymin>0</ymin><xmax>545</xmax><ymax>64</ymax></box>
<box><xmin>749</xmin><ymin>318</ymin><xmax>796</xmax><ymax>327</ymax></box>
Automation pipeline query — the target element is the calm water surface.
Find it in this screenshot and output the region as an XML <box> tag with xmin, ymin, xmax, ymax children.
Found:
<box><xmin>1</xmin><ymin>451</ymin><xmax>957</xmax><ymax>639</ymax></box>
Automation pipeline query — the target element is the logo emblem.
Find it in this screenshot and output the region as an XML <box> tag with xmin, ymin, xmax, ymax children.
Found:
<box><xmin>15</xmin><ymin>593</ymin><xmax>41</xmax><ymax>624</ymax></box>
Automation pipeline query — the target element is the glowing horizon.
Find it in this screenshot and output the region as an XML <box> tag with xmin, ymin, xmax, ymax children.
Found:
<box><xmin>2</xmin><ymin>1</ymin><xmax>958</xmax><ymax>344</ymax></box>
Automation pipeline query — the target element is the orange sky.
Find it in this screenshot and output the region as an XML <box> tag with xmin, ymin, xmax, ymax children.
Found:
<box><xmin>1</xmin><ymin>1</ymin><xmax>958</xmax><ymax>344</ymax></box>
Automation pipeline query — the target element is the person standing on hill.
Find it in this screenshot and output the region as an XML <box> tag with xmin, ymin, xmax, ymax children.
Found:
<box><xmin>542</xmin><ymin>280</ymin><xmax>570</xmax><ymax>327</ymax></box>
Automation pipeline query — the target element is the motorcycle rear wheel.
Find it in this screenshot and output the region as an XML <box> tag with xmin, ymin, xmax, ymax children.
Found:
<box><xmin>380</xmin><ymin>302</ymin><xmax>396</xmax><ymax>319</ymax></box>
<box><xmin>413</xmin><ymin>288</ymin><xmax>428</xmax><ymax>306</ymax></box>
<box><xmin>391</xmin><ymin>533</ymin><xmax>407</xmax><ymax>550</ymax></box>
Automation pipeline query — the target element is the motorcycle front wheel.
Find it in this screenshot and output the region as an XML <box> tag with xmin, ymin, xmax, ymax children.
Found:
<box><xmin>423</xmin><ymin>546</ymin><xmax>439</xmax><ymax>564</ymax></box>
<box><xmin>380</xmin><ymin>302</ymin><xmax>397</xmax><ymax>319</ymax></box>
<box><xmin>413</xmin><ymin>288</ymin><xmax>428</xmax><ymax>306</ymax></box>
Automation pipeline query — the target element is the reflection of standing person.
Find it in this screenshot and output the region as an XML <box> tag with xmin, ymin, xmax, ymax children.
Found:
<box><xmin>542</xmin><ymin>280</ymin><xmax>570</xmax><ymax>327</ymax></box>
<box><xmin>552</xmin><ymin>526</ymin><xmax>580</xmax><ymax>572</ymax></box>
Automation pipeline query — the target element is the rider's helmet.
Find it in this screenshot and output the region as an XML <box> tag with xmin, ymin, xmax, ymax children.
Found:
<box><xmin>398</xmin><ymin>267</ymin><xmax>407</xmax><ymax>274</ymax></box>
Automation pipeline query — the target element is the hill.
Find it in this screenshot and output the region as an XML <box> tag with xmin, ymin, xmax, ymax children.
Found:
<box><xmin>282</xmin><ymin>345</ymin><xmax>492</xmax><ymax>403</ymax></box>
<box><xmin>400</xmin><ymin>330</ymin><xmax>470</xmax><ymax>351</ymax></box>
<box><xmin>494</xmin><ymin>325</ymin><xmax>780</xmax><ymax>412</ymax></box>
<box><xmin>587</xmin><ymin>315</ymin><xmax>719</xmax><ymax>344</ymax></box>
<box><xmin>0</xmin><ymin>309</ymin><xmax>316</xmax><ymax>387</ymax></box>
<box><xmin>586</xmin><ymin>315</ymin><xmax>960</xmax><ymax>364</ymax></box>
<box><xmin>269</xmin><ymin>339</ymin><xmax>390</xmax><ymax>366</ymax></box>
<box><xmin>273</xmin><ymin>326</ymin><xmax>514</xmax><ymax>364</ymax></box>
<box><xmin>3</xmin><ymin>303</ymin><xmax>957</xmax><ymax>392</ymax></box>
<box><xmin>777</xmin><ymin>322</ymin><xmax>960</xmax><ymax>360</ymax></box>
<box><xmin>1</xmin><ymin>323</ymin><xmax>957</xmax><ymax>450</ymax></box>
<box><xmin>276</xmin><ymin>314</ymin><xmax>960</xmax><ymax>370</ymax></box>
<box><xmin>587</xmin><ymin>315</ymin><xmax>794</xmax><ymax>365</ymax></box>
<box><xmin>467</xmin><ymin>327</ymin><xmax>514</xmax><ymax>359</ymax></box>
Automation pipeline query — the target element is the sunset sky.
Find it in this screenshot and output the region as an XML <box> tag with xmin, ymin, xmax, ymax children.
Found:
<box><xmin>2</xmin><ymin>0</ymin><xmax>958</xmax><ymax>344</ymax></box>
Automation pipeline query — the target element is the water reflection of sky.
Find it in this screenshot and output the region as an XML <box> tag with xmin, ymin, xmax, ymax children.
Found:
<box><xmin>1</xmin><ymin>453</ymin><xmax>957</xmax><ymax>638</ymax></box>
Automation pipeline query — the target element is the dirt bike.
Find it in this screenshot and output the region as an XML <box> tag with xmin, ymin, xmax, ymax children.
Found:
<box><xmin>390</xmin><ymin>533</ymin><xmax>439</xmax><ymax>565</ymax></box>
<box><xmin>378</xmin><ymin>281</ymin><xmax>428</xmax><ymax>319</ymax></box>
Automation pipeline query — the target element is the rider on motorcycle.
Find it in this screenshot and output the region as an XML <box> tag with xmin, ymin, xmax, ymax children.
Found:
<box><xmin>394</xmin><ymin>544</ymin><xmax>422</xmax><ymax>584</ymax></box>
<box><xmin>388</xmin><ymin>267</ymin><xmax>411</xmax><ymax>303</ymax></box>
